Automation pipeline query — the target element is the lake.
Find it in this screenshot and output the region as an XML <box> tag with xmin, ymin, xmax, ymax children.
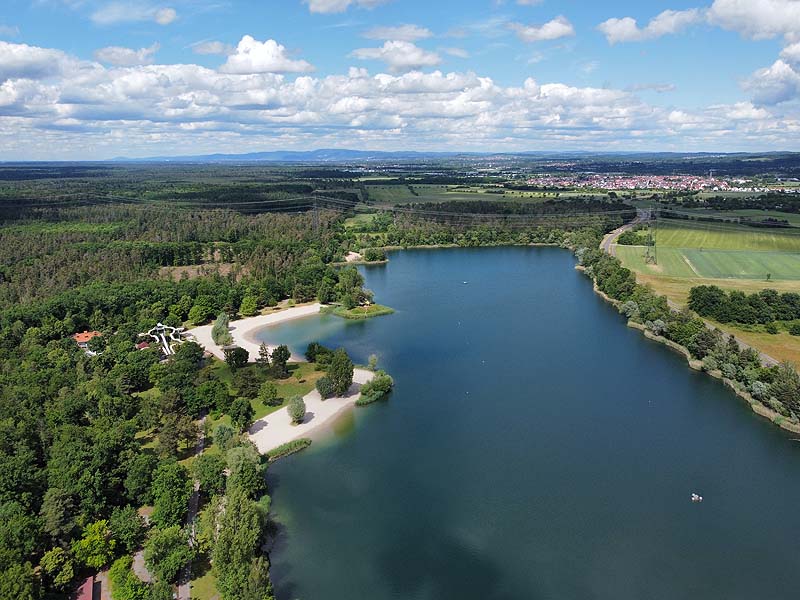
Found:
<box><xmin>258</xmin><ymin>247</ymin><xmax>800</xmax><ymax>600</ymax></box>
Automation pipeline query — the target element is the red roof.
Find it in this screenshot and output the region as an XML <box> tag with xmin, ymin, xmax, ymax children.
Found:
<box><xmin>72</xmin><ymin>577</ymin><xmax>94</xmax><ymax>600</ymax></box>
<box><xmin>136</xmin><ymin>341</ymin><xmax>151</xmax><ymax>350</ymax></box>
<box><xmin>72</xmin><ymin>331</ymin><xmax>102</xmax><ymax>344</ymax></box>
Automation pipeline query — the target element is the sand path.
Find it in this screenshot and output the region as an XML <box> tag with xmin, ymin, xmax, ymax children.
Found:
<box><xmin>186</xmin><ymin>303</ymin><xmax>322</xmax><ymax>362</ymax></box>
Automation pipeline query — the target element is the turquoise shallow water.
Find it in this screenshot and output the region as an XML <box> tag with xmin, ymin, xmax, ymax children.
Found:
<box><xmin>259</xmin><ymin>247</ymin><xmax>800</xmax><ymax>600</ymax></box>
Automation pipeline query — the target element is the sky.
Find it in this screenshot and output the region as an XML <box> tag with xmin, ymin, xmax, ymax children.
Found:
<box><xmin>1</xmin><ymin>0</ymin><xmax>800</xmax><ymax>159</ymax></box>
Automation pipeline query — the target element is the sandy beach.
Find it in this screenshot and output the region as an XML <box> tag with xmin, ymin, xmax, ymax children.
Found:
<box><xmin>186</xmin><ymin>303</ymin><xmax>323</xmax><ymax>362</ymax></box>
<box><xmin>248</xmin><ymin>367</ymin><xmax>374</xmax><ymax>453</ymax></box>
<box><xmin>186</xmin><ymin>303</ymin><xmax>376</xmax><ymax>453</ymax></box>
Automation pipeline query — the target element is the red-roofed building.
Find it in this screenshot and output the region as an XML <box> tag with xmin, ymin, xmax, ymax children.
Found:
<box><xmin>72</xmin><ymin>330</ymin><xmax>102</xmax><ymax>349</ymax></box>
<box><xmin>136</xmin><ymin>341</ymin><xmax>151</xmax><ymax>350</ymax></box>
<box><xmin>72</xmin><ymin>576</ymin><xmax>94</xmax><ymax>600</ymax></box>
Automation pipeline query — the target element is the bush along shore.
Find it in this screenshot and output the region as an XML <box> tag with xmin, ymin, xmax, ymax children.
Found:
<box><xmin>574</xmin><ymin>243</ymin><xmax>800</xmax><ymax>434</ymax></box>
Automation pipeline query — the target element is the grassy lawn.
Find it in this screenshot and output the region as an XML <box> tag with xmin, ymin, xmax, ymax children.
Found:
<box><xmin>204</xmin><ymin>361</ymin><xmax>324</xmax><ymax>451</ymax></box>
<box><xmin>190</xmin><ymin>559</ymin><xmax>218</xmax><ymax>600</ymax></box>
<box><xmin>327</xmin><ymin>304</ymin><xmax>394</xmax><ymax>319</ymax></box>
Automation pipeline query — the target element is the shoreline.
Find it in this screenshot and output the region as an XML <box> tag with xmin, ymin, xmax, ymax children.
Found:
<box><xmin>577</xmin><ymin>263</ymin><xmax>800</xmax><ymax>435</ymax></box>
<box><xmin>247</xmin><ymin>367</ymin><xmax>375</xmax><ymax>454</ymax></box>
<box><xmin>186</xmin><ymin>303</ymin><xmax>323</xmax><ymax>363</ymax></box>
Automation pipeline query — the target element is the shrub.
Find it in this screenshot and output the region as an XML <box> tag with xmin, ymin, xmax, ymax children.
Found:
<box><xmin>765</xmin><ymin>322</ymin><xmax>779</xmax><ymax>334</ymax></box>
<box><xmin>109</xmin><ymin>556</ymin><xmax>148</xmax><ymax>600</ymax></box>
<box><xmin>721</xmin><ymin>363</ymin><xmax>738</xmax><ymax>381</ymax></box>
<box><xmin>288</xmin><ymin>395</ymin><xmax>306</xmax><ymax>424</ymax></box>
<box><xmin>316</xmin><ymin>376</ymin><xmax>334</xmax><ymax>399</ymax></box>
<box><xmin>750</xmin><ymin>380</ymin><xmax>769</xmax><ymax>400</ymax></box>
<box><xmin>790</xmin><ymin>323</ymin><xmax>800</xmax><ymax>336</ymax></box>
<box><xmin>265</xmin><ymin>439</ymin><xmax>312</xmax><ymax>462</ymax></box>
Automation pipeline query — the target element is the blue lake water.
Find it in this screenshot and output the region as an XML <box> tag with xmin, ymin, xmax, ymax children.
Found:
<box><xmin>259</xmin><ymin>247</ymin><xmax>800</xmax><ymax>600</ymax></box>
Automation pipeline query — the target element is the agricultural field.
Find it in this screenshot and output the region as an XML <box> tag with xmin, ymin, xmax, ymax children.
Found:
<box><xmin>614</xmin><ymin>218</ymin><xmax>800</xmax><ymax>365</ymax></box>
<box><xmin>365</xmin><ymin>184</ymin><xmax>562</xmax><ymax>206</ymax></box>
<box><xmin>616</xmin><ymin>246</ymin><xmax>800</xmax><ymax>280</ymax></box>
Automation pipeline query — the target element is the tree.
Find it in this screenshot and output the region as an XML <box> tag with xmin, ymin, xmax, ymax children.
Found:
<box><xmin>188</xmin><ymin>302</ymin><xmax>214</xmax><ymax>326</ymax></box>
<box><xmin>240</xmin><ymin>557</ymin><xmax>275</xmax><ymax>600</ymax></box>
<box><xmin>144</xmin><ymin>526</ymin><xmax>194</xmax><ymax>584</ymax></box>
<box><xmin>226</xmin><ymin>445</ymin><xmax>266</xmax><ymax>499</ymax></box>
<box><xmin>258</xmin><ymin>381</ymin><xmax>280</xmax><ymax>407</ymax></box>
<box><xmin>195</xmin><ymin>379</ymin><xmax>232</xmax><ymax>414</ymax></box>
<box><xmin>151</xmin><ymin>463</ymin><xmax>191</xmax><ymax>528</ymax></box>
<box><xmin>213</xmin><ymin>424</ymin><xmax>237</xmax><ymax>452</ymax></box>
<box><xmin>270</xmin><ymin>345</ymin><xmax>291</xmax><ymax>378</ymax></box>
<box><xmin>288</xmin><ymin>396</ymin><xmax>306</xmax><ymax>425</ymax></box>
<box><xmin>328</xmin><ymin>348</ymin><xmax>354</xmax><ymax>396</ymax></box>
<box><xmin>193</xmin><ymin>452</ymin><xmax>227</xmax><ymax>498</ymax></box>
<box><xmin>239</xmin><ymin>296</ymin><xmax>259</xmax><ymax>317</ymax></box>
<box><xmin>212</xmin><ymin>489</ymin><xmax>262</xmax><ymax>599</ymax></box>
<box><xmin>233</xmin><ymin>369</ymin><xmax>262</xmax><ymax>399</ymax></box>
<box><xmin>256</xmin><ymin>343</ymin><xmax>271</xmax><ymax>369</ymax></box>
<box><xmin>367</xmin><ymin>354</ymin><xmax>378</xmax><ymax>371</ymax></box>
<box><xmin>225</xmin><ymin>347</ymin><xmax>249</xmax><ymax>371</ymax></box>
<box><xmin>40</xmin><ymin>547</ymin><xmax>75</xmax><ymax>591</ymax></box>
<box><xmin>769</xmin><ymin>362</ymin><xmax>800</xmax><ymax>415</ymax></box>
<box><xmin>39</xmin><ymin>487</ymin><xmax>76</xmax><ymax>546</ymax></box>
<box><xmin>109</xmin><ymin>556</ymin><xmax>148</xmax><ymax>600</ymax></box>
<box><xmin>211</xmin><ymin>312</ymin><xmax>233</xmax><ymax>346</ymax></box>
<box><xmin>124</xmin><ymin>453</ymin><xmax>158</xmax><ymax>506</ymax></box>
<box><xmin>72</xmin><ymin>520</ymin><xmax>115</xmax><ymax>570</ymax></box>
<box><xmin>110</xmin><ymin>505</ymin><xmax>145</xmax><ymax>554</ymax></box>
<box><xmin>0</xmin><ymin>562</ymin><xmax>40</xmax><ymax>600</ymax></box>
<box><xmin>315</xmin><ymin>376</ymin><xmax>334</xmax><ymax>400</ymax></box>
<box><xmin>230</xmin><ymin>398</ymin><xmax>256</xmax><ymax>433</ymax></box>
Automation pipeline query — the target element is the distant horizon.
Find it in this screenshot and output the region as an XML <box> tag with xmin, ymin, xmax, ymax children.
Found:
<box><xmin>4</xmin><ymin>148</ymin><xmax>800</xmax><ymax>165</ymax></box>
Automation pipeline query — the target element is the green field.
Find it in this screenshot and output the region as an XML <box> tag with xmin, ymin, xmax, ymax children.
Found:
<box><xmin>653</xmin><ymin>220</ymin><xmax>800</xmax><ymax>252</ymax></box>
<box><xmin>616</xmin><ymin>245</ymin><xmax>800</xmax><ymax>280</ymax></box>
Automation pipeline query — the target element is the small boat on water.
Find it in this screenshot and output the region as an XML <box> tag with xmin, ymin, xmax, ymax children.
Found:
<box><xmin>691</xmin><ymin>493</ymin><xmax>703</xmax><ymax>503</ymax></box>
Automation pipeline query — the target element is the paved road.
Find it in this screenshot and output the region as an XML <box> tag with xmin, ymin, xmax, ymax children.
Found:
<box><xmin>177</xmin><ymin>415</ymin><xmax>206</xmax><ymax>600</ymax></box>
<box><xmin>599</xmin><ymin>211</ymin><xmax>779</xmax><ymax>368</ymax></box>
<box><xmin>600</xmin><ymin>210</ymin><xmax>645</xmax><ymax>256</ymax></box>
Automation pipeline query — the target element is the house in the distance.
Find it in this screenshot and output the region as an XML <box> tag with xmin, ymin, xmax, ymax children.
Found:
<box><xmin>72</xmin><ymin>330</ymin><xmax>102</xmax><ymax>354</ymax></box>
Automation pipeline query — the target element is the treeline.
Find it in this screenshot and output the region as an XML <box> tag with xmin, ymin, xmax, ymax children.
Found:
<box><xmin>677</xmin><ymin>193</ymin><xmax>800</xmax><ymax>214</ymax></box>
<box><xmin>0</xmin><ymin>204</ymin><xmax>343</xmax><ymax>304</ymax></box>
<box><xmin>689</xmin><ymin>286</ymin><xmax>800</xmax><ymax>329</ymax></box>
<box><xmin>577</xmin><ymin>245</ymin><xmax>800</xmax><ymax>420</ymax></box>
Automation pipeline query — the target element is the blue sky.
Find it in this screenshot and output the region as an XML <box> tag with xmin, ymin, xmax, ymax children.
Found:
<box><xmin>1</xmin><ymin>0</ymin><xmax>799</xmax><ymax>159</ymax></box>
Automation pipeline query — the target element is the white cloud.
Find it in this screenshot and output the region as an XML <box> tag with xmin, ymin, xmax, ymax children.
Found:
<box><xmin>0</xmin><ymin>41</ymin><xmax>73</xmax><ymax>80</ymax></box>
<box><xmin>782</xmin><ymin>42</ymin><xmax>800</xmax><ymax>66</ymax></box>
<box><xmin>220</xmin><ymin>36</ymin><xmax>314</xmax><ymax>74</ymax></box>
<box><xmin>351</xmin><ymin>40</ymin><xmax>441</xmax><ymax>72</ymax></box>
<box><xmin>0</xmin><ymin>38</ymin><xmax>796</xmax><ymax>159</ymax></box>
<box><xmin>441</xmin><ymin>47</ymin><xmax>469</xmax><ymax>58</ymax></box>
<box><xmin>744</xmin><ymin>59</ymin><xmax>800</xmax><ymax>104</ymax></box>
<box><xmin>0</xmin><ymin>24</ymin><xmax>19</xmax><ymax>38</ymax></box>
<box><xmin>90</xmin><ymin>3</ymin><xmax>177</xmax><ymax>26</ymax></box>
<box><xmin>305</xmin><ymin>0</ymin><xmax>387</xmax><ymax>14</ymax></box>
<box><xmin>192</xmin><ymin>41</ymin><xmax>235</xmax><ymax>56</ymax></box>
<box><xmin>510</xmin><ymin>16</ymin><xmax>575</xmax><ymax>43</ymax></box>
<box><xmin>363</xmin><ymin>24</ymin><xmax>432</xmax><ymax>41</ymax></box>
<box><xmin>707</xmin><ymin>0</ymin><xmax>800</xmax><ymax>40</ymax></box>
<box><xmin>153</xmin><ymin>7</ymin><xmax>176</xmax><ymax>25</ymax></box>
<box><xmin>598</xmin><ymin>9</ymin><xmax>703</xmax><ymax>44</ymax></box>
<box><xmin>94</xmin><ymin>43</ymin><xmax>159</xmax><ymax>66</ymax></box>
